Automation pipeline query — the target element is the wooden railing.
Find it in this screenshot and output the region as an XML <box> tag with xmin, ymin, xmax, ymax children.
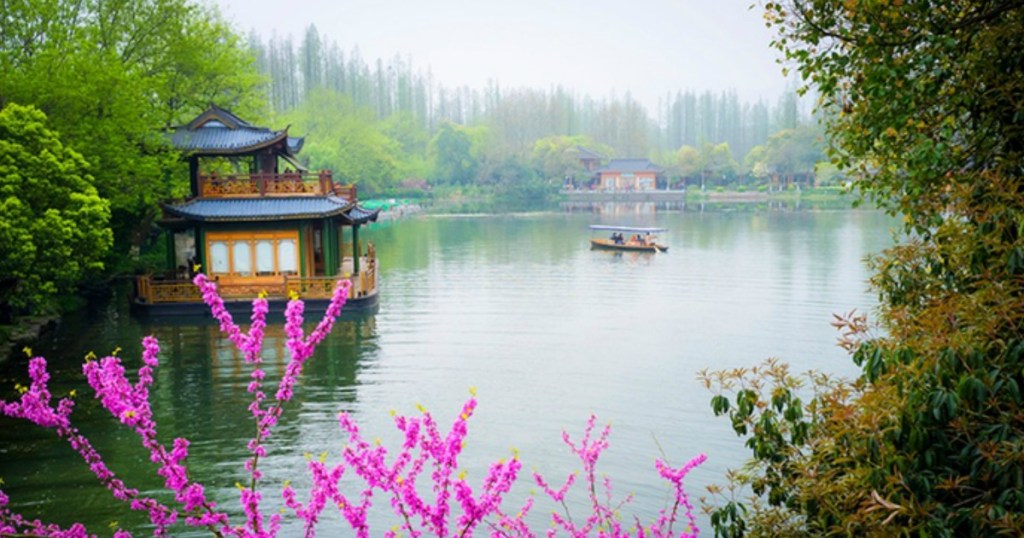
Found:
<box><xmin>135</xmin><ymin>259</ymin><xmax>377</xmax><ymax>305</ymax></box>
<box><xmin>135</xmin><ymin>277</ymin><xmax>203</xmax><ymax>303</ymax></box>
<box><xmin>197</xmin><ymin>171</ymin><xmax>357</xmax><ymax>199</ymax></box>
<box><xmin>284</xmin><ymin>261</ymin><xmax>377</xmax><ymax>300</ymax></box>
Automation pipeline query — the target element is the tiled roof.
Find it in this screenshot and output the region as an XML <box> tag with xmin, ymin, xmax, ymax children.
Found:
<box><xmin>346</xmin><ymin>205</ymin><xmax>381</xmax><ymax>224</ymax></box>
<box><xmin>576</xmin><ymin>146</ymin><xmax>605</xmax><ymax>160</ymax></box>
<box><xmin>170</xmin><ymin>105</ymin><xmax>302</xmax><ymax>155</ymax></box>
<box><xmin>595</xmin><ymin>159</ymin><xmax>664</xmax><ymax>173</ymax></box>
<box><xmin>163</xmin><ymin>197</ymin><xmax>381</xmax><ymax>224</ymax></box>
<box><xmin>186</xmin><ymin>105</ymin><xmax>255</xmax><ymax>130</ymax></box>
<box><xmin>164</xmin><ymin>197</ymin><xmax>352</xmax><ymax>222</ymax></box>
<box><xmin>170</xmin><ymin>126</ymin><xmax>287</xmax><ymax>153</ymax></box>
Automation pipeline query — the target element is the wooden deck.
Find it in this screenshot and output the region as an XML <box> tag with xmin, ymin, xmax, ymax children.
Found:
<box><xmin>135</xmin><ymin>257</ymin><xmax>378</xmax><ymax>307</ymax></box>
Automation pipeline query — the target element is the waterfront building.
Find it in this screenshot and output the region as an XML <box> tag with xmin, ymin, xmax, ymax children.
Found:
<box><xmin>594</xmin><ymin>159</ymin><xmax>664</xmax><ymax>191</ymax></box>
<box><xmin>134</xmin><ymin>105</ymin><xmax>380</xmax><ymax>314</ymax></box>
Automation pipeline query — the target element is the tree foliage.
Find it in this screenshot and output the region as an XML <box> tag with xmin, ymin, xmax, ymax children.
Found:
<box><xmin>676</xmin><ymin>145</ymin><xmax>702</xmax><ymax>181</ymax></box>
<box><xmin>429</xmin><ymin>122</ymin><xmax>482</xmax><ymax>186</ymax></box>
<box><xmin>743</xmin><ymin>125</ymin><xmax>824</xmax><ymax>185</ymax></box>
<box><xmin>706</xmin><ymin>1</ymin><xmax>1024</xmax><ymax>535</ymax></box>
<box><xmin>0</xmin><ymin>104</ymin><xmax>111</xmax><ymax>314</ymax></box>
<box><xmin>0</xmin><ymin>0</ymin><xmax>264</xmax><ymax>261</ymax></box>
<box><xmin>248</xmin><ymin>25</ymin><xmax>814</xmax><ymax>179</ymax></box>
<box><xmin>676</xmin><ymin>143</ymin><xmax>740</xmax><ymax>188</ymax></box>
<box><xmin>530</xmin><ymin>135</ymin><xmax>609</xmax><ymax>181</ymax></box>
<box><xmin>701</xmin><ymin>142</ymin><xmax>741</xmax><ymax>185</ymax></box>
<box><xmin>281</xmin><ymin>90</ymin><xmax>403</xmax><ymax>195</ymax></box>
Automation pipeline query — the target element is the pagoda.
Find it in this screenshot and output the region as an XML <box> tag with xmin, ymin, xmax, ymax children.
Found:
<box><xmin>134</xmin><ymin>105</ymin><xmax>380</xmax><ymax>315</ymax></box>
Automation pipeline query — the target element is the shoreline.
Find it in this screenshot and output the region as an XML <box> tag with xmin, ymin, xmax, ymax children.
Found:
<box><xmin>0</xmin><ymin>315</ymin><xmax>59</xmax><ymax>363</ymax></box>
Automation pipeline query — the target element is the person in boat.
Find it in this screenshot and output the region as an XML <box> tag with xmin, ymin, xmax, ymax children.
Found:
<box><xmin>644</xmin><ymin>231</ymin><xmax>652</xmax><ymax>246</ymax></box>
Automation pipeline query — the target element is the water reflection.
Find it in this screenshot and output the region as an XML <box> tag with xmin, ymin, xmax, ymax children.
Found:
<box><xmin>0</xmin><ymin>299</ymin><xmax>377</xmax><ymax>533</ymax></box>
<box><xmin>1</xmin><ymin>207</ymin><xmax>896</xmax><ymax>535</ymax></box>
<box><xmin>561</xmin><ymin>198</ymin><xmax>857</xmax><ymax>215</ymax></box>
<box><xmin>596</xmin><ymin>250</ymin><xmax>658</xmax><ymax>266</ymax></box>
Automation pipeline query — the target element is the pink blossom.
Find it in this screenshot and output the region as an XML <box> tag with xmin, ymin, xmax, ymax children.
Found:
<box><xmin>2</xmin><ymin>274</ymin><xmax>706</xmax><ymax>537</ymax></box>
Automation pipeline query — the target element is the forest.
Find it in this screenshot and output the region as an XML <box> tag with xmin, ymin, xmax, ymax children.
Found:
<box><xmin>248</xmin><ymin>26</ymin><xmax>826</xmax><ymax>198</ymax></box>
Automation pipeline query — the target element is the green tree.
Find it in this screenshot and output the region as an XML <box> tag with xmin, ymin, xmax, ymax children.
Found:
<box><xmin>688</xmin><ymin>142</ymin><xmax>739</xmax><ymax>189</ymax></box>
<box><xmin>677</xmin><ymin>145</ymin><xmax>702</xmax><ymax>186</ymax></box>
<box><xmin>284</xmin><ymin>90</ymin><xmax>401</xmax><ymax>195</ymax></box>
<box><xmin>0</xmin><ymin>0</ymin><xmax>263</xmax><ymax>263</ymax></box>
<box><xmin>742</xmin><ymin>143</ymin><xmax>771</xmax><ymax>182</ymax></box>
<box><xmin>429</xmin><ymin>122</ymin><xmax>480</xmax><ymax>186</ymax></box>
<box><xmin>591</xmin><ymin>96</ymin><xmax>650</xmax><ymax>157</ymax></box>
<box><xmin>485</xmin><ymin>156</ymin><xmax>549</xmax><ymax>203</ymax></box>
<box><xmin>704</xmin><ymin>142</ymin><xmax>740</xmax><ymax>186</ymax></box>
<box><xmin>0</xmin><ymin>104</ymin><xmax>112</xmax><ymax>315</ymax></box>
<box><xmin>813</xmin><ymin>161</ymin><xmax>844</xmax><ymax>187</ymax></box>
<box><xmin>707</xmin><ymin>2</ymin><xmax>1024</xmax><ymax>536</ymax></box>
<box><xmin>530</xmin><ymin>135</ymin><xmax>605</xmax><ymax>182</ymax></box>
<box><xmin>381</xmin><ymin>111</ymin><xmax>431</xmax><ymax>182</ymax></box>
<box><xmin>754</xmin><ymin>125</ymin><xmax>824</xmax><ymax>189</ymax></box>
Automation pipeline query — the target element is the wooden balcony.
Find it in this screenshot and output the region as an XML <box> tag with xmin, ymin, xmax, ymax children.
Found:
<box><xmin>135</xmin><ymin>258</ymin><xmax>378</xmax><ymax>306</ymax></box>
<box><xmin>197</xmin><ymin>171</ymin><xmax>358</xmax><ymax>199</ymax></box>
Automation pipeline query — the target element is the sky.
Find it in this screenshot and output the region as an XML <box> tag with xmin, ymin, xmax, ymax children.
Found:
<box><xmin>212</xmin><ymin>0</ymin><xmax>792</xmax><ymax>113</ymax></box>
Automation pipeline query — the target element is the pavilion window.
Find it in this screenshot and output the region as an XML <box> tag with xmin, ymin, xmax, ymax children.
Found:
<box><xmin>233</xmin><ymin>241</ymin><xmax>252</xmax><ymax>276</ymax></box>
<box><xmin>256</xmin><ymin>240</ymin><xmax>275</xmax><ymax>276</ymax></box>
<box><xmin>206</xmin><ymin>231</ymin><xmax>300</xmax><ymax>278</ymax></box>
<box><xmin>278</xmin><ymin>239</ymin><xmax>298</xmax><ymax>275</ymax></box>
<box><xmin>209</xmin><ymin>241</ymin><xmax>229</xmax><ymax>274</ymax></box>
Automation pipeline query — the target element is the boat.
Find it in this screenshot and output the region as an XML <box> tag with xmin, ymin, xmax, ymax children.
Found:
<box><xmin>589</xmin><ymin>225</ymin><xmax>668</xmax><ymax>252</ymax></box>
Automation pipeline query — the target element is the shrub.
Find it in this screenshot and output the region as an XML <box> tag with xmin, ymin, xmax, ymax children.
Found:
<box><xmin>705</xmin><ymin>2</ymin><xmax>1024</xmax><ymax>536</ymax></box>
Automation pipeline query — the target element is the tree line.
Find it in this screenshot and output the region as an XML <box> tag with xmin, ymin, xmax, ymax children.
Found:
<box><xmin>248</xmin><ymin>26</ymin><xmax>825</xmax><ymax>194</ymax></box>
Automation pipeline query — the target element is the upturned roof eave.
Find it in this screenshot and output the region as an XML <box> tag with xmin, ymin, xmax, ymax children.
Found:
<box><xmin>175</xmin><ymin>129</ymin><xmax>292</xmax><ymax>157</ymax></box>
<box><xmin>160</xmin><ymin>196</ymin><xmax>357</xmax><ymax>223</ymax></box>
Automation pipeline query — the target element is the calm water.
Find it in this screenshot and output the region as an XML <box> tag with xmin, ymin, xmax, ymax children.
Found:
<box><xmin>0</xmin><ymin>205</ymin><xmax>896</xmax><ymax>535</ymax></box>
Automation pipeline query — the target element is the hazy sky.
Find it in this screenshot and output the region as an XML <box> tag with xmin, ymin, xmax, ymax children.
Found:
<box><xmin>212</xmin><ymin>0</ymin><xmax>791</xmax><ymax>112</ymax></box>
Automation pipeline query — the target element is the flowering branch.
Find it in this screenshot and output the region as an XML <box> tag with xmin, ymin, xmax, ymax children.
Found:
<box><xmin>1</xmin><ymin>273</ymin><xmax>706</xmax><ymax>537</ymax></box>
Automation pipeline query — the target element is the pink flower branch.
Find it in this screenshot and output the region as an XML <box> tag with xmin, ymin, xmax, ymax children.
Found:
<box><xmin>2</xmin><ymin>274</ymin><xmax>706</xmax><ymax>537</ymax></box>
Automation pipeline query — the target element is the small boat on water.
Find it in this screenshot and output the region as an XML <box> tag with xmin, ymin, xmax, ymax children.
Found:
<box><xmin>589</xmin><ymin>225</ymin><xmax>668</xmax><ymax>252</ymax></box>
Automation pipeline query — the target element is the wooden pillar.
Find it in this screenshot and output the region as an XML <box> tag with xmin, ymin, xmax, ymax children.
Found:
<box><xmin>323</xmin><ymin>218</ymin><xmax>337</xmax><ymax>276</ymax></box>
<box><xmin>194</xmin><ymin>227</ymin><xmax>205</xmax><ymax>271</ymax></box>
<box><xmin>299</xmin><ymin>222</ymin><xmax>310</xmax><ymax>276</ymax></box>
<box><xmin>188</xmin><ymin>156</ymin><xmax>199</xmax><ymax>197</ymax></box>
<box><xmin>165</xmin><ymin>228</ymin><xmax>175</xmax><ymax>275</ymax></box>
<box><xmin>352</xmin><ymin>224</ymin><xmax>361</xmax><ymax>274</ymax></box>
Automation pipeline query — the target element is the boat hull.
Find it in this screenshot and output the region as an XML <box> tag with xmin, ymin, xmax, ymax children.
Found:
<box><xmin>130</xmin><ymin>291</ymin><xmax>379</xmax><ymax>318</ymax></box>
<box><xmin>590</xmin><ymin>239</ymin><xmax>668</xmax><ymax>252</ymax></box>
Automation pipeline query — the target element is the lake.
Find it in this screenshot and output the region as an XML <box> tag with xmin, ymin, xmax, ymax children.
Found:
<box><xmin>0</xmin><ymin>203</ymin><xmax>896</xmax><ymax>535</ymax></box>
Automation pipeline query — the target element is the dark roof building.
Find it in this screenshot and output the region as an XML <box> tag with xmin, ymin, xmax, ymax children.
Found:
<box><xmin>169</xmin><ymin>104</ymin><xmax>301</xmax><ymax>156</ymax></box>
<box><xmin>576</xmin><ymin>146</ymin><xmax>605</xmax><ymax>172</ymax></box>
<box><xmin>593</xmin><ymin>158</ymin><xmax>664</xmax><ymax>191</ymax></box>
<box><xmin>594</xmin><ymin>158</ymin><xmax>664</xmax><ymax>174</ymax></box>
<box><xmin>138</xmin><ymin>106</ymin><xmax>381</xmax><ymax>314</ymax></box>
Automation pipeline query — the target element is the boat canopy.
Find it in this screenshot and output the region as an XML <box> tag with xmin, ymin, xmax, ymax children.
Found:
<box><xmin>589</xmin><ymin>225</ymin><xmax>668</xmax><ymax>233</ymax></box>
